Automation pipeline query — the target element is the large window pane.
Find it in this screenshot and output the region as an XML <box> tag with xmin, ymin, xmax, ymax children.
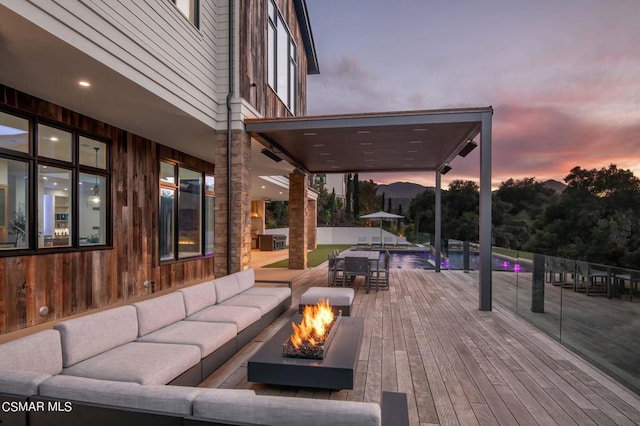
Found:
<box><xmin>205</xmin><ymin>196</ymin><xmax>214</xmax><ymax>255</ymax></box>
<box><xmin>38</xmin><ymin>124</ymin><xmax>72</xmax><ymax>162</ymax></box>
<box><xmin>277</xmin><ymin>16</ymin><xmax>289</xmax><ymax>100</ymax></box>
<box><xmin>38</xmin><ymin>165</ymin><xmax>72</xmax><ymax>248</ymax></box>
<box><xmin>160</xmin><ymin>188</ymin><xmax>175</xmax><ymax>261</ymax></box>
<box><xmin>79</xmin><ymin>137</ymin><xmax>107</xmax><ymax>169</ymax></box>
<box><xmin>178</xmin><ymin>167</ymin><xmax>201</xmax><ymax>258</ymax></box>
<box><xmin>79</xmin><ymin>173</ymin><xmax>106</xmax><ymax>245</ymax></box>
<box><xmin>0</xmin><ymin>112</ymin><xmax>29</xmax><ymax>153</ymax></box>
<box><xmin>268</xmin><ymin>23</ymin><xmax>276</xmax><ymax>89</ymax></box>
<box><xmin>0</xmin><ymin>158</ymin><xmax>29</xmax><ymax>249</ymax></box>
<box><xmin>161</xmin><ymin>161</ymin><xmax>175</xmax><ymax>184</ymax></box>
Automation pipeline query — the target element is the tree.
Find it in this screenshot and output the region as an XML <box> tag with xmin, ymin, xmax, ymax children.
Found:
<box><xmin>358</xmin><ymin>180</ymin><xmax>382</xmax><ymax>216</ymax></box>
<box><xmin>380</xmin><ymin>192</ymin><xmax>385</xmax><ymax>211</ymax></box>
<box><xmin>345</xmin><ymin>174</ymin><xmax>352</xmax><ymax>218</ymax></box>
<box><xmin>526</xmin><ymin>164</ymin><xmax>640</xmax><ymax>268</ymax></box>
<box><xmin>353</xmin><ymin>173</ymin><xmax>360</xmax><ymax>219</ymax></box>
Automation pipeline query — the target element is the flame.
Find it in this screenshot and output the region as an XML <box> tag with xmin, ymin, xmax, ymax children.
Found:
<box><xmin>290</xmin><ymin>299</ymin><xmax>335</xmax><ymax>349</ymax></box>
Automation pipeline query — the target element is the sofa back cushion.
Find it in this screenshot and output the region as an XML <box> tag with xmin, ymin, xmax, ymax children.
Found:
<box><xmin>133</xmin><ymin>292</ymin><xmax>186</xmax><ymax>337</ymax></box>
<box><xmin>179</xmin><ymin>280</ymin><xmax>217</xmax><ymax>316</ymax></box>
<box><xmin>214</xmin><ymin>274</ymin><xmax>240</xmax><ymax>303</ymax></box>
<box><xmin>0</xmin><ymin>330</ymin><xmax>62</xmax><ymax>375</ymax></box>
<box><xmin>235</xmin><ymin>268</ymin><xmax>255</xmax><ymax>292</ymax></box>
<box><xmin>54</xmin><ymin>306</ymin><xmax>138</xmax><ymax>367</ymax></box>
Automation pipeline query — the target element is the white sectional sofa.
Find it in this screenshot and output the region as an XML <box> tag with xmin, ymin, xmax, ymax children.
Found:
<box><xmin>0</xmin><ymin>268</ymin><xmax>403</xmax><ymax>426</ymax></box>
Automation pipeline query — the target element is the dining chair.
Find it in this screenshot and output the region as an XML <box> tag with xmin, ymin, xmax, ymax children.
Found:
<box><xmin>343</xmin><ymin>257</ymin><xmax>370</xmax><ymax>291</ymax></box>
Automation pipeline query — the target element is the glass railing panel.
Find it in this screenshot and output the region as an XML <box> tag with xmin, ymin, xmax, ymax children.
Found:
<box><xmin>560</xmin><ymin>262</ymin><xmax>640</xmax><ymax>395</ymax></box>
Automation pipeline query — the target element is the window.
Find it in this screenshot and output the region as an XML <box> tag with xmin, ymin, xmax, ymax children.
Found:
<box><xmin>171</xmin><ymin>0</ymin><xmax>199</xmax><ymax>27</ymax></box>
<box><xmin>0</xmin><ymin>109</ymin><xmax>110</xmax><ymax>252</ymax></box>
<box><xmin>267</xmin><ymin>0</ymin><xmax>298</xmax><ymax>114</ymax></box>
<box><xmin>159</xmin><ymin>161</ymin><xmax>214</xmax><ymax>261</ymax></box>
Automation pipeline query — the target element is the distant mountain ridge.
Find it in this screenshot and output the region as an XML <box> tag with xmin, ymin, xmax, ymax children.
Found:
<box><xmin>375</xmin><ymin>180</ymin><xmax>567</xmax><ymax>212</ymax></box>
<box><xmin>376</xmin><ymin>182</ymin><xmax>430</xmax><ymax>212</ymax></box>
<box><xmin>542</xmin><ymin>179</ymin><xmax>567</xmax><ymax>194</ymax></box>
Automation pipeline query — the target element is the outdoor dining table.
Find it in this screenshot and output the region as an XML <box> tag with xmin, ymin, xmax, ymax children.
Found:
<box><xmin>335</xmin><ymin>250</ymin><xmax>381</xmax><ymax>293</ymax></box>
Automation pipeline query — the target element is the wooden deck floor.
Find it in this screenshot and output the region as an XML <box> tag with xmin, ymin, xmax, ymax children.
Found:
<box><xmin>200</xmin><ymin>266</ymin><xmax>640</xmax><ymax>426</ymax></box>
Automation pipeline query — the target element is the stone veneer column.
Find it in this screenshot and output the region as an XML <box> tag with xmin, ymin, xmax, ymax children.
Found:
<box><xmin>214</xmin><ymin>130</ymin><xmax>252</xmax><ymax>275</ymax></box>
<box><xmin>307</xmin><ymin>198</ymin><xmax>317</xmax><ymax>250</ymax></box>
<box><xmin>288</xmin><ymin>170</ymin><xmax>308</xmax><ymax>269</ymax></box>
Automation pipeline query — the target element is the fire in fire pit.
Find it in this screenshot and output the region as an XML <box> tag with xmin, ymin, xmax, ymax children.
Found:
<box><xmin>283</xmin><ymin>299</ymin><xmax>341</xmax><ymax>360</ymax></box>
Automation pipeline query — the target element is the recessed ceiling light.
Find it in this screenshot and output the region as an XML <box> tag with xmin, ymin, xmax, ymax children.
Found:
<box><xmin>43</xmin><ymin>176</ymin><xmax>48</xmax><ymax>180</ymax></box>
<box><xmin>64</xmin><ymin>188</ymin><xmax>68</xmax><ymax>191</ymax></box>
<box><xmin>409</xmin><ymin>140</ymin><xmax>423</xmax><ymax>144</ymax></box>
<box><xmin>50</xmin><ymin>136</ymin><xmax>59</xmax><ymax>142</ymax></box>
<box><xmin>279</xmin><ymin>191</ymin><xmax>283</xmax><ymax>194</ymax></box>
<box><xmin>312</xmin><ymin>143</ymin><xmax>325</xmax><ymax>147</ymax></box>
<box><xmin>304</xmin><ymin>132</ymin><xmax>317</xmax><ymax>136</ymax></box>
<box><xmin>357</xmin><ymin>130</ymin><xmax>370</xmax><ymax>134</ymax></box>
<box><xmin>359</xmin><ymin>142</ymin><xmax>372</xmax><ymax>146</ymax></box>
<box><xmin>78</xmin><ymin>80</ymin><xmax>91</xmax><ymax>87</ymax></box>
<box><xmin>53</xmin><ymin>182</ymin><xmax>57</xmax><ymax>186</ymax></box>
<box><xmin>261</xmin><ymin>185</ymin><xmax>266</xmax><ymax>189</ymax></box>
<box><xmin>413</xmin><ymin>128</ymin><xmax>428</xmax><ymax>132</ymax></box>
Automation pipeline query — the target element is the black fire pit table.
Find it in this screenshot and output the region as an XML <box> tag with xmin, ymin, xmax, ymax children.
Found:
<box><xmin>247</xmin><ymin>314</ymin><xmax>364</xmax><ymax>390</ymax></box>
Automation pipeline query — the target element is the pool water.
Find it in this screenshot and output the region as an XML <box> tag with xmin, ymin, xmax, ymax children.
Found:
<box><xmin>387</xmin><ymin>250</ymin><xmax>530</xmax><ymax>272</ymax></box>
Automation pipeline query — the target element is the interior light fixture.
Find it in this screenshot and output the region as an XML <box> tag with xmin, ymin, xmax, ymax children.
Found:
<box><xmin>260</xmin><ymin>148</ymin><xmax>283</xmax><ymax>162</ymax></box>
<box><xmin>88</xmin><ymin>147</ymin><xmax>101</xmax><ymax>205</ymax></box>
<box><xmin>357</xmin><ymin>130</ymin><xmax>371</xmax><ymax>134</ymax></box>
<box><xmin>458</xmin><ymin>140</ymin><xmax>478</xmax><ymax>157</ymax></box>
<box><xmin>441</xmin><ymin>164</ymin><xmax>452</xmax><ymax>175</ymax></box>
<box><xmin>78</xmin><ymin>80</ymin><xmax>91</xmax><ymax>87</ymax></box>
<box><xmin>304</xmin><ymin>132</ymin><xmax>317</xmax><ymax>136</ymax></box>
<box><xmin>412</xmin><ymin>128</ymin><xmax>428</xmax><ymax>132</ymax></box>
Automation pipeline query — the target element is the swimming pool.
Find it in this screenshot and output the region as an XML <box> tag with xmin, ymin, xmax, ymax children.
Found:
<box><xmin>386</xmin><ymin>250</ymin><xmax>530</xmax><ymax>272</ymax></box>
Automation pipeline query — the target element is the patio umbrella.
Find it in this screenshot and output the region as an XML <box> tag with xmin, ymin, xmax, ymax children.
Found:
<box><xmin>359</xmin><ymin>211</ymin><xmax>404</xmax><ymax>242</ymax></box>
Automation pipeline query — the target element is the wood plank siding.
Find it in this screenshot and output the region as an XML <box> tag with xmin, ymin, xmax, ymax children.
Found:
<box><xmin>0</xmin><ymin>86</ymin><xmax>215</xmax><ymax>334</ymax></box>
<box><xmin>240</xmin><ymin>0</ymin><xmax>309</xmax><ymax>117</ymax></box>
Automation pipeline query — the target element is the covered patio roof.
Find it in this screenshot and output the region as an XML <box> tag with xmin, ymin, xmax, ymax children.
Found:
<box><xmin>245</xmin><ymin>106</ymin><xmax>492</xmax><ymax>174</ymax></box>
<box><xmin>246</xmin><ymin>106</ymin><xmax>494</xmax><ymax>311</ymax></box>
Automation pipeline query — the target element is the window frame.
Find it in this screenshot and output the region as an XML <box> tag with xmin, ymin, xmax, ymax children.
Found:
<box><xmin>267</xmin><ymin>0</ymin><xmax>298</xmax><ymax>114</ymax></box>
<box><xmin>0</xmin><ymin>107</ymin><xmax>112</xmax><ymax>256</ymax></box>
<box><xmin>159</xmin><ymin>160</ymin><xmax>214</xmax><ymax>263</ymax></box>
<box><xmin>170</xmin><ymin>0</ymin><xmax>200</xmax><ymax>28</ymax></box>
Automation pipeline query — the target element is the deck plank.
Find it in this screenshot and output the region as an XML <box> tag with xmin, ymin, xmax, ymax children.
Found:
<box><xmin>198</xmin><ymin>265</ymin><xmax>640</xmax><ymax>426</ymax></box>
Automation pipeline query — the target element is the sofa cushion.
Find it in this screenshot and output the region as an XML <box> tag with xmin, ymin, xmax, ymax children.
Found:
<box><xmin>62</xmin><ymin>341</ymin><xmax>200</xmax><ymax>385</ymax></box>
<box><xmin>179</xmin><ymin>281</ymin><xmax>217</xmax><ymax>316</ymax></box>
<box><xmin>55</xmin><ymin>306</ymin><xmax>138</xmax><ymax>367</ymax></box>
<box><xmin>186</xmin><ymin>305</ymin><xmax>262</xmax><ymax>333</ymax></box>
<box><xmin>137</xmin><ymin>320</ymin><xmax>236</xmax><ymax>358</ymax></box>
<box><xmin>0</xmin><ymin>330</ymin><xmax>62</xmax><ymax>375</ymax></box>
<box><xmin>213</xmin><ymin>274</ymin><xmax>240</xmax><ymax>303</ymax></box>
<box><xmin>0</xmin><ymin>370</ymin><xmax>52</xmax><ymax>396</ymax></box>
<box><xmin>193</xmin><ymin>393</ymin><xmax>382</xmax><ymax>426</ymax></box>
<box><xmin>220</xmin><ymin>294</ymin><xmax>280</xmax><ymax>315</ymax></box>
<box><xmin>242</xmin><ymin>286</ymin><xmax>291</xmax><ymax>303</ymax></box>
<box><xmin>235</xmin><ymin>268</ymin><xmax>255</xmax><ymax>292</ymax></box>
<box><xmin>133</xmin><ymin>293</ymin><xmax>186</xmax><ymax>337</ymax></box>
<box><xmin>39</xmin><ymin>375</ymin><xmax>201</xmax><ymax>416</ymax></box>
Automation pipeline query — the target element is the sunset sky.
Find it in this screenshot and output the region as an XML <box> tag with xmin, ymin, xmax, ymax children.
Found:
<box><xmin>305</xmin><ymin>0</ymin><xmax>640</xmax><ymax>188</ymax></box>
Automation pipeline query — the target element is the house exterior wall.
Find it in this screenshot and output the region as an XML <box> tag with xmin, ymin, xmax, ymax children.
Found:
<box><xmin>239</xmin><ymin>0</ymin><xmax>309</xmax><ymax>118</ymax></box>
<box><xmin>0</xmin><ymin>86</ymin><xmax>215</xmax><ymax>334</ymax></box>
<box><xmin>0</xmin><ymin>0</ymin><xmax>316</xmax><ymax>334</ymax></box>
<box><xmin>3</xmin><ymin>0</ymin><xmax>229</xmax><ymax>126</ymax></box>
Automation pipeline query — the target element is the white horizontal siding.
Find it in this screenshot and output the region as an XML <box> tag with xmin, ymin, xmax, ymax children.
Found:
<box><xmin>25</xmin><ymin>0</ymin><xmax>231</xmax><ymax>127</ymax></box>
